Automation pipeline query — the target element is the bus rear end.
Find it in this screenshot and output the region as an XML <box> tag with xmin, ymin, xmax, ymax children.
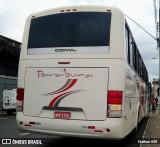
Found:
<box><xmin>16</xmin><ymin>5</ymin><xmax>126</xmax><ymax>139</ymax></box>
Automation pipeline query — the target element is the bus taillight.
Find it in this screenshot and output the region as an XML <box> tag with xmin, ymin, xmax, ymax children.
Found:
<box><xmin>16</xmin><ymin>88</ymin><xmax>24</xmax><ymax>112</ymax></box>
<box><xmin>107</xmin><ymin>91</ymin><xmax>123</xmax><ymax>118</ymax></box>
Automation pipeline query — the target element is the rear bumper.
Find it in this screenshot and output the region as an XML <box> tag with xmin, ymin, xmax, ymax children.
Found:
<box><xmin>16</xmin><ymin>112</ymin><xmax>126</xmax><ymax>139</ymax></box>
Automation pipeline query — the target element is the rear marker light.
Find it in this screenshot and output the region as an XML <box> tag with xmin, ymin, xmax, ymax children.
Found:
<box><xmin>58</xmin><ymin>62</ymin><xmax>70</xmax><ymax>64</ymax></box>
<box><xmin>25</xmin><ymin>124</ymin><xmax>31</xmax><ymax>127</ymax></box>
<box><xmin>94</xmin><ymin>130</ymin><xmax>103</xmax><ymax>133</ymax></box>
<box><xmin>107</xmin><ymin>10</ymin><xmax>111</xmax><ymax>12</ymax></box>
<box><xmin>88</xmin><ymin>126</ymin><xmax>95</xmax><ymax>129</ymax></box>
<box><xmin>29</xmin><ymin>122</ymin><xmax>35</xmax><ymax>125</ymax></box>
<box><xmin>60</xmin><ymin>9</ymin><xmax>77</xmax><ymax>12</ymax></box>
<box><xmin>81</xmin><ymin>126</ymin><xmax>87</xmax><ymax>129</ymax></box>
<box><xmin>29</xmin><ymin>122</ymin><xmax>41</xmax><ymax>125</ymax></box>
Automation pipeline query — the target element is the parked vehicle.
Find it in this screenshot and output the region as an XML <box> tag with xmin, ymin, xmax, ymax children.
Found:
<box><xmin>2</xmin><ymin>89</ymin><xmax>17</xmax><ymax>115</ymax></box>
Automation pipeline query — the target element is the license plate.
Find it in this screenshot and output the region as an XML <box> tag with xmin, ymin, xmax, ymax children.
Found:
<box><xmin>54</xmin><ymin>112</ymin><xmax>71</xmax><ymax>119</ymax></box>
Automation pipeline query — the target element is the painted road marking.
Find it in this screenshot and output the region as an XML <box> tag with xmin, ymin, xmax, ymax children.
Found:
<box><xmin>0</xmin><ymin>118</ymin><xmax>8</xmax><ymax>120</ymax></box>
<box><xmin>20</xmin><ymin>133</ymin><xmax>30</xmax><ymax>136</ymax></box>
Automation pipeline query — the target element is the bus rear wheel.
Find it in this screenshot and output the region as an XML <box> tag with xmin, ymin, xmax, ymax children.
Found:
<box><xmin>134</xmin><ymin>109</ymin><xmax>140</xmax><ymax>134</ymax></box>
<box><xmin>6</xmin><ymin>110</ymin><xmax>13</xmax><ymax>115</ymax></box>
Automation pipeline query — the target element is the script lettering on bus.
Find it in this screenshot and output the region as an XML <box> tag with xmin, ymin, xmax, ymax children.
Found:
<box><xmin>37</xmin><ymin>69</ymin><xmax>94</xmax><ymax>79</ymax></box>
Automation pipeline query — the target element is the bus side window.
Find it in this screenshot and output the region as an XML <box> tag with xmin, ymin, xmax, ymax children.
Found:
<box><xmin>129</xmin><ymin>35</ymin><xmax>133</xmax><ymax>66</ymax></box>
<box><xmin>139</xmin><ymin>57</ymin><xmax>142</xmax><ymax>76</ymax></box>
<box><xmin>136</xmin><ymin>50</ymin><xmax>139</xmax><ymax>74</ymax></box>
<box><xmin>125</xmin><ymin>23</ymin><xmax>134</xmax><ymax>67</ymax></box>
<box><xmin>125</xmin><ymin>27</ymin><xmax>130</xmax><ymax>63</ymax></box>
<box><xmin>132</xmin><ymin>42</ymin><xmax>136</xmax><ymax>70</ymax></box>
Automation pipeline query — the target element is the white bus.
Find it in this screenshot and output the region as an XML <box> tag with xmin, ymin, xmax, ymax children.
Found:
<box><xmin>16</xmin><ymin>5</ymin><xmax>149</xmax><ymax>139</ymax></box>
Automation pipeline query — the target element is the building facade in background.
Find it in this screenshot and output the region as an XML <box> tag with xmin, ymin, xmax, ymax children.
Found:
<box><xmin>0</xmin><ymin>35</ymin><xmax>21</xmax><ymax>109</ymax></box>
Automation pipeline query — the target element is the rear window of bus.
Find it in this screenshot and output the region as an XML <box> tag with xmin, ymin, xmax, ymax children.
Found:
<box><xmin>27</xmin><ymin>12</ymin><xmax>111</xmax><ymax>54</ymax></box>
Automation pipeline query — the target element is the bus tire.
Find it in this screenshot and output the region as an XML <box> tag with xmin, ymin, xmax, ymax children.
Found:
<box><xmin>6</xmin><ymin>110</ymin><xmax>13</xmax><ymax>115</ymax></box>
<box><xmin>134</xmin><ymin>109</ymin><xmax>140</xmax><ymax>134</ymax></box>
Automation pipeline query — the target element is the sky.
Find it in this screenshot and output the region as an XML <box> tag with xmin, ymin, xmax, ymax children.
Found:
<box><xmin>0</xmin><ymin>0</ymin><xmax>159</xmax><ymax>81</ymax></box>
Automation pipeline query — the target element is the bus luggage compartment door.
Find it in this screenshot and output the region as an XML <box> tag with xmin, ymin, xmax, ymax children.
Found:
<box><xmin>24</xmin><ymin>67</ymin><xmax>108</xmax><ymax>121</ymax></box>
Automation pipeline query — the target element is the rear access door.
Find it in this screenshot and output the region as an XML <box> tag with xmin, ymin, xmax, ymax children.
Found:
<box><xmin>3</xmin><ymin>90</ymin><xmax>11</xmax><ymax>110</ymax></box>
<box><xmin>10</xmin><ymin>89</ymin><xmax>17</xmax><ymax>109</ymax></box>
<box><xmin>24</xmin><ymin>67</ymin><xmax>108</xmax><ymax>121</ymax></box>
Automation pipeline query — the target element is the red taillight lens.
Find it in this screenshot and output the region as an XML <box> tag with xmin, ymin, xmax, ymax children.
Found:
<box><xmin>108</xmin><ymin>98</ymin><xmax>122</xmax><ymax>104</ymax></box>
<box><xmin>108</xmin><ymin>91</ymin><xmax>123</xmax><ymax>98</ymax></box>
<box><xmin>108</xmin><ymin>91</ymin><xmax>122</xmax><ymax>104</ymax></box>
<box><xmin>16</xmin><ymin>88</ymin><xmax>24</xmax><ymax>101</ymax></box>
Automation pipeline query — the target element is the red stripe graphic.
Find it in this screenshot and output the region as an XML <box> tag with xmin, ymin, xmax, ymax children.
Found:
<box><xmin>53</xmin><ymin>79</ymin><xmax>77</xmax><ymax>94</ymax></box>
<box><xmin>44</xmin><ymin>79</ymin><xmax>77</xmax><ymax>96</ymax></box>
<box><xmin>49</xmin><ymin>90</ymin><xmax>78</xmax><ymax>107</ymax></box>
